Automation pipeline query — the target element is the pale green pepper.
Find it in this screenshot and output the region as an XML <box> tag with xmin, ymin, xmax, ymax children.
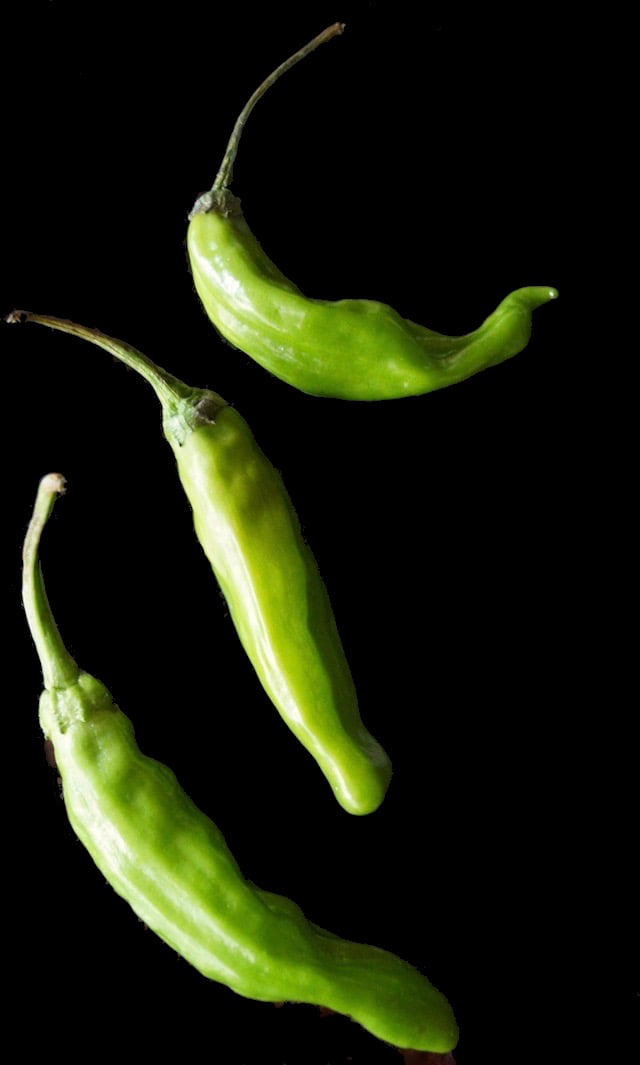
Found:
<box><xmin>22</xmin><ymin>472</ymin><xmax>458</xmax><ymax>1054</ymax></box>
<box><xmin>188</xmin><ymin>24</ymin><xmax>558</xmax><ymax>400</ymax></box>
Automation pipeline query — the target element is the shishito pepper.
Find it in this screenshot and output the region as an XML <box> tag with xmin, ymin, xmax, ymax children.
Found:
<box><xmin>187</xmin><ymin>24</ymin><xmax>558</xmax><ymax>400</ymax></box>
<box><xmin>11</xmin><ymin>310</ymin><xmax>391</xmax><ymax>816</ymax></box>
<box><xmin>23</xmin><ymin>472</ymin><xmax>458</xmax><ymax>1054</ymax></box>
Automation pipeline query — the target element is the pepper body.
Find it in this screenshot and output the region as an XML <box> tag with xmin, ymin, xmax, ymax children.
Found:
<box><xmin>188</xmin><ymin>205</ymin><xmax>558</xmax><ymax>400</ymax></box>
<box><xmin>166</xmin><ymin>403</ymin><xmax>391</xmax><ymax>814</ymax></box>
<box><xmin>40</xmin><ymin>674</ymin><xmax>457</xmax><ymax>1051</ymax></box>
<box><xmin>25</xmin><ymin>476</ymin><xmax>458</xmax><ymax>1053</ymax></box>
<box><xmin>12</xmin><ymin>312</ymin><xmax>391</xmax><ymax>815</ymax></box>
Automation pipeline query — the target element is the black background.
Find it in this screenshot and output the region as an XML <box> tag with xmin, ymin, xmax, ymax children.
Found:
<box><xmin>2</xmin><ymin>3</ymin><xmax>635</xmax><ymax>1064</ymax></box>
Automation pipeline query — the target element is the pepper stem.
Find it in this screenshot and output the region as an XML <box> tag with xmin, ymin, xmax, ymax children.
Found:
<box><xmin>210</xmin><ymin>22</ymin><xmax>344</xmax><ymax>198</ymax></box>
<box><xmin>7</xmin><ymin>311</ymin><xmax>191</xmax><ymax>410</ymax></box>
<box><xmin>22</xmin><ymin>474</ymin><xmax>79</xmax><ymax>691</ymax></box>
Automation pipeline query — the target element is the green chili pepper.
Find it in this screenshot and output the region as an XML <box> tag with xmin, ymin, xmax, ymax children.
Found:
<box><xmin>11</xmin><ymin>310</ymin><xmax>390</xmax><ymax>816</ymax></box>
<box><xmin>23</xmin><ymin>472</ymin><xmax>458</xmax><ymax>1053</ymax></box>
<box><xmin>187</xmin><ymin>24</ymin><xmax>558</xmax><ymax>400</ymax></box>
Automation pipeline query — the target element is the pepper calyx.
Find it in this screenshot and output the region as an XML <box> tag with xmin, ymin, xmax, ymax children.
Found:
<box><xmin>189</xmin><ymin>188</ymin><xmax>242</xmax><ymax>219</ymax></box>
<box><xmin>163</xmin><ymin>389</ymin><xmax>228</xmax><ymax>446</ymax></box>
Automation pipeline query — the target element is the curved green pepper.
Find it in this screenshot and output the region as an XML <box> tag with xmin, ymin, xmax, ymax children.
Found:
<box><xmin>11</xmin><ymin>310</ymin><xmax>390</xmax><ymax>816</ymax></box>
<box><xmin>23</xmin><ymin>473</ymin><xmax>458</xmax><ymax>1053</ymax></box>
<box><xmin>187</xmin><ymin>24</ymin><xmax>558</xmax><ymax>400</ymax></box>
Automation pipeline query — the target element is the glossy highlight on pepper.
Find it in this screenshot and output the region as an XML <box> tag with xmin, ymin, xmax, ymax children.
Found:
<box><xmin>10</xmin><ymin>310</ymin><xmax>391</xmax><ymax>816</ymax></box>
<box><xmin>22</xmin><ymin>473</ymin><xmax>458</xmax><ymax>1054</ymax></box>
<box><xmin>187</xmin><ymin>24</ymin><xmax>558</xmax><ymax>400</ymax></box>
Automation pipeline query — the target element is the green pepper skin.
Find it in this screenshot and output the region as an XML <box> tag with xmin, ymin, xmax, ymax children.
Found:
<box><xmin>188</xmin><ymin>202</ymin><xmax>558</xmax><ymax>400</ymax></box>
<box><xmin>24</xmin><ymin>475</ymin><xmax>458</xmax><ymax>1053</ymax></box>
<box><xmin>12</xmin><ymin>312</ymin><xmax>390</xmax><ymax>816</ymax></box>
